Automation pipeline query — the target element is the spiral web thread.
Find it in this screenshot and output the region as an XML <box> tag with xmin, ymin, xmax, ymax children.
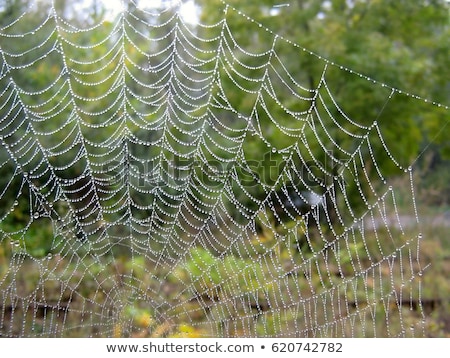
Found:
<box><xmin>0</xmin><ymin>0</ymin><xmax>445</xmax><ymax>337</ymax></box>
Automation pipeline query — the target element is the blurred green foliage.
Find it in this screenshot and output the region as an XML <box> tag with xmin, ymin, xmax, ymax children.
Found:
<box><xmin>0</xmin><ymin>0</ymin><xmax>448</xmax><ymax>337</ymax></box>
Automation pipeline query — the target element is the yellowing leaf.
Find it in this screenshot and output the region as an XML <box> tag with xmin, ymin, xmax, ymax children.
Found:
<box><xmin>136</xmin><ymin>312</ymin><xmax>153</xmax><ymax>328</ymax></box>
<box><xmin>113</xmin><ymin>323</ymin><xmax>122</xmax><ymax>338</ymax></box>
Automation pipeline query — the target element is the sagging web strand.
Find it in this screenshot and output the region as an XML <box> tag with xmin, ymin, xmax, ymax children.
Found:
<box><xmin>0</xmin><ymin>1</ymin><xmax>441</xmax><ymax>337</ymax></box>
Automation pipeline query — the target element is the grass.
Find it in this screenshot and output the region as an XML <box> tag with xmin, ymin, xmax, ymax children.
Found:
<box><xmin>0</xmin><ymin>220</ymin><xmax>448</xmax><ymax>337</ymax></box>
<box><xmin>0</xmin><ymin>175</ymin><xmax>448</xmax><ymax>337</ymax></box>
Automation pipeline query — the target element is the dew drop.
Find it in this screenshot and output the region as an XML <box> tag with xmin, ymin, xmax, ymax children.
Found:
<box><xmin>271</xmin><ymin>147</ymin><xmax>277</xmax><ymax>153</ymax></box>
<box><xmin>33</xmin><ymin>212</ymin><xmax>39</xmax><ymax>219</ymax></box>
<box><xmin>14</xmin><ymin>200</ymin><xmax>18</xmax><ymax>206</ymax></box>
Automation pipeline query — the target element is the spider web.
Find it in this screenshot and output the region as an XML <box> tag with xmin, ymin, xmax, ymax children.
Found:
<box><xmin>0</xmin><ymin>0</ymin><xmax>446</xmax><ymax>337</ymax></box>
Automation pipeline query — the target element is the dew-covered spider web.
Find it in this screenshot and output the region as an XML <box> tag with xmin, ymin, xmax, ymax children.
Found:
<box><xmin>0</xmin><ymin>0</ymin><xmax>448</xmax><ymax>338</ymax></box>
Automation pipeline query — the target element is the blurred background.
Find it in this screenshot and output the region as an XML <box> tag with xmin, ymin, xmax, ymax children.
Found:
<box><xmin>0</xmin><ymin>0</ymin><xmax>448</xmax><ymax>337</ymax></box>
